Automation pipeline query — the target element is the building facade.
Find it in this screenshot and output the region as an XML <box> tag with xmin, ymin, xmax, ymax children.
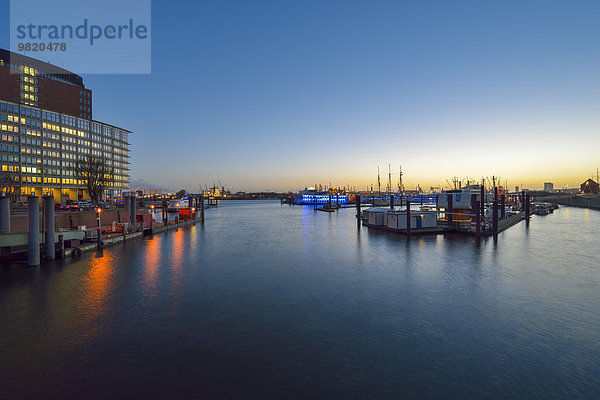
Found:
<box><xmin>0</xmin><ymin>49</ymin><xmax>129</xmax><ymax>203</ymax></box>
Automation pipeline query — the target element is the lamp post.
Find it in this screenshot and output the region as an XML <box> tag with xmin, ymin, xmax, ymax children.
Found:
<box><xmin>150</xmin><ymin>204</ymin><xmax>155</xmax><ymax>229</ymax></box>
<box><xmin>96</xmin><ymin>206</ymin><xmax>103</xmax><ymax>248</ymax></box>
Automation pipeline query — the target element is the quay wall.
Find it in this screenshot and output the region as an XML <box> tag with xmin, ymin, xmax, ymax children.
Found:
<box><xmin>65</xmin><ymin>217</ymin><xmax>202</xmax><ymax>258</ymax></box>
<box><xmin>9</xmin><ymin>209</ymin><xmax>142</xmax><ymax>234</ymax></box>
<box><xmin>541</xmin><ymin>195</ymin><xmax>600</xmax><ymax>210</ymax></box>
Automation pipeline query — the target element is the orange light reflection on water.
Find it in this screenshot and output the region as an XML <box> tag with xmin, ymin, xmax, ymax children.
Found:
<box><xmin>80</xmin><ymin>250</ymin><xmax>115</xmax><ymax>336</ymax></box>
<box><xmin>168</xmin><ymin>229</ymin><xmax>185</xmax><ymax>295</ymax></box>
<box><xmin>142</xmin><ymin>236</ymin><xmax>162</xmax><ymax>296</ymax></box>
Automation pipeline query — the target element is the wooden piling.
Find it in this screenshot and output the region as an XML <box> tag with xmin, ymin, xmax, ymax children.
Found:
<box><xmin>475</xmin><ymin>200</ymin><xmax>481</xmax><ymax>239</ymax></box>
<box><xmin>500</xmin><ymin>193</ymin><xmax>505</xmax><ymax>219</ymax></box>
<box><xmin>406</xmin><ymin>199</ymin><xmax>411</xmax><ymax>239</ymax></box>
<box><xmin>481</xmin><ymin>184</ymin><xmax>485</xmax><ymax>219</ymax></box>
<box><xmin>356</xmin><ymin>195</ymin><xmax>361</xmax><ymax>224</ymax></box>
<box><xmin>492</xmin><ymin>200</ymin><xmax>498</xmax><ymax>239</ymax></box>
<box><xmin>447</xmin><ymin>194</ymin><xmax>453</xmax><ymax>226</ymax></box>
<box><xmin>390</xmin><ymin>194</ymin><xmax>394</xmax><ymax>210</ymax></box>
<box><xmin>200</xmin><ymin>195</ymin><xmax>205</xmax><ymax>222</ymax></box>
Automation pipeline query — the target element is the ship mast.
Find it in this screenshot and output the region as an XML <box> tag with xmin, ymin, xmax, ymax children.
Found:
<box><xmin>388</xmin><ymin>164</ymin><xmax>392</xmax><ymax>196</ymax></box>
<box><xmin>377</xmin><ymin>166</ymin><xmax>381</xmax><ymax>196</ymax></box>
<box><xmin>398</xmin><ymin>165</ymin><xmax>403</xmax><ymax>192</ymax></box>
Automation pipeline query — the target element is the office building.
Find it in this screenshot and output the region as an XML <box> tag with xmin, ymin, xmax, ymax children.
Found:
<box><xmin>0</xmin><ymin>49</ymin><xmax>129</xmax><ymax>203</ymax></box>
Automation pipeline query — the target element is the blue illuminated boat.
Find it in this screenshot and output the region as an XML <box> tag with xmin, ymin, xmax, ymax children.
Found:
<box><xmin>293</xmin><ymin>190</ymin><xmax>350</xmax><ymax>205</ymax></box>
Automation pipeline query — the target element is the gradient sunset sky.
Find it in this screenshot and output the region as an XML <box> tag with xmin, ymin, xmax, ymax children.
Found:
<box><xmin>2</xmin><ymin>0</ymin><xmax>599</xmax><ymax>192</ymax></box>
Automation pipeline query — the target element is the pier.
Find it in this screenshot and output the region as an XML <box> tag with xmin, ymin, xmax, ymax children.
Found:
<box><xmin>0</xmin><ymin>194</ymin><xmax>214</xmax><ymax>264</ymax></box>
<box><xmin>351</xmin><ymin>188</ymin><xmax>537</xmax><ymax>238</ymax></box>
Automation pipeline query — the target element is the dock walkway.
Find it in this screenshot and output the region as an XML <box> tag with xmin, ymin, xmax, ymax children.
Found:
<box><xmin>363</xmin><ymin>212</ymin><xmax>527</xmax><ymax>237</ymax></box>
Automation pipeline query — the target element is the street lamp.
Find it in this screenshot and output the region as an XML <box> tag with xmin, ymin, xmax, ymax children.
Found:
<box><xmin>96</xmin><ymin>206</ymin><xmax>103</xmax><ymax>248</ymax></box>
<box><xmin>150</xmin><ymin>204</ymin><xmax>155</xmax><ymax>229</ymax></box>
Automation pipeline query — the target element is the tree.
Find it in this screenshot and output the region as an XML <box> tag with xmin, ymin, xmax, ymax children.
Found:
<box><xmin>0</xmin><ymin>170</ymin><xmax>21</xmax><ymax>204</ymax></box>
<box><xmin>176</xmin><ymin>189</ymin><xmax>187</xmax><ymax>198</ymax></box>
<box><xmin>75</xmin><ymin>155</ymin><xmax>113</xmax><ymax>203</ymax></box>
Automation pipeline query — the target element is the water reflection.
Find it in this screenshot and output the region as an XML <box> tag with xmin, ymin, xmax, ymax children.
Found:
<box><xmin>1</xmin><ymin>202</ymin><xmax>599</xmax><ymax>399</ymax></box>
<box><xmin>168</xmin><ymin>228</ymin><xmax>185</xmax><ymax>296</ymax></box>
<box><xmin>141</xmin><ymin>235</ymin><xmax>162</xmax><ymax>297</ymax></box>
<box><xmin>80</xmin><ymin>250</ymin><xmax>114</xmax><ymax>335</ymax></box>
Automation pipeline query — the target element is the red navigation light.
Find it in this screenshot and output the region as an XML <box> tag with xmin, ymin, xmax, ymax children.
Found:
<box><xmin>96</xmin><ymin>207</ymin><xmax>103</xmax><ymax>214</ymax></box>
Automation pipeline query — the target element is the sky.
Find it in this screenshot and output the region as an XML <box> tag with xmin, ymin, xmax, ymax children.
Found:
<box><xmin>2</xmin><ymin>0</ymin><xmax>600</xmax><ymax>192</ymax></box>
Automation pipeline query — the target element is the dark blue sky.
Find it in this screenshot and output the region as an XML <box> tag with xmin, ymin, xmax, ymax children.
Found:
<box><xmin>2</xmin><ymin>0</ymin><xmax>600</xmax><ymax>191</ymax></box>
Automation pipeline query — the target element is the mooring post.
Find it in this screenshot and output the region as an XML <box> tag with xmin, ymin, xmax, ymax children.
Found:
<box><xmin>28</xmin><ymin>194</ymin><xmax>40</xmax><ymax>266</ymax></box>
<box><xmin>492</xmin><ymin>200</ymin><xmax>498</xmax><ymax>239</ymax></box>
<box><xmin>521</xmin><ymin>190</ymin><xmax>526</xmax><ymax>211</ymax></box>
<box><xmin>390</xmin><ymin>194</ymin><xmax>394</xmax><ymax>210</ymax></box>
<box><xmin>525</xmin><ymin>194</ymin><xmax>530</xmax><ymax>220</ymax></box>
<box><xmin>475</xmin><ymin>200</ymin><xmax>481</xmax><ymax>240</ymax></box>
<box><xmin>200</xmin><ymin>195</ymin><xmax>205</xmax><ymax>222</ymax></box>
<box><xmin>57</xmin><ymin>234</ymin><xmax>64</xmax><ymax>259</ymax></box>
<box><xmin>471</xmin><ymin>193</ymin><xmax>478</xmax><ymax>233</ymax></box>
<box><xmin>500</xmin><ymin>193</ymin><xmax>505</xmax><ymax>219</ymax></box>
<box><xmin>481</xmin><ymin>184</ymin><xmax>485</xmax><ymax>219</ymax></box>
<box><xmin>44</xmin><ymin>196</ymin><xmax>55</xmax><ymax>260</ymax></box>
<box><xmin>447</xmin><ymin>193</ymin><xmax>453</xmax><ymax>226</ymax></box>
<box><xmin>328</xmin><ymin>194</ymin><xmax>332</xmax><ymax>210</ymax></box>
<box><xmin>356</xmin><ymin>195</ymin><xmax>361</xmax><ymax>223</ymax></box>
<box><xmin>124</xmin><ymin>196</ymin><xmax>131</xmax><ymax>228</ymax></box>
<box><xmin>130</xmin><ymin>195</ymin><xmax>136</xmax><ymax>225</ymax></box>
<box><xmin>406</xmin><ymin>199</ymin><xmax>411</xmax><ymax>239</ymax></box>
<box><xmin>0</xmin><ymin>193</ymin><xmax>10</xmax><ymax>234</ymax></box>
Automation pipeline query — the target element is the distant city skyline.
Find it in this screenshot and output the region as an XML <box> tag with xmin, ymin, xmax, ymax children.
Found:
<box><xmin>2</xmin><ymin>0</ymin><xmax>599</xmax><ymax>192</ymax></box>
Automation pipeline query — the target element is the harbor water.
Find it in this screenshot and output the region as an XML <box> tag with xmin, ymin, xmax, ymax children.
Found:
<box><xmin>1</xmin><ymin>201</ymin><xmax>599</xmax><ymax>399</ymax></box>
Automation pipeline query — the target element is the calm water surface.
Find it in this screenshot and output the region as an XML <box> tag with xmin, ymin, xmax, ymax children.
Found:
<box><xmin>1</xmin><ymin>201</ymin><xmax>599</xmax><ymax>399</ymax></box>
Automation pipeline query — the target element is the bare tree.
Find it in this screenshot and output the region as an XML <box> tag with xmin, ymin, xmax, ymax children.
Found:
<box><xmin>75</xmin><ymin>155</ymin><xmax>113</xmax><ymax>203</ymax></box>
<box><xmin>0</xmin><ymin>170</ymin><xmax>21</xmax><ymax>204</ymax></box>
